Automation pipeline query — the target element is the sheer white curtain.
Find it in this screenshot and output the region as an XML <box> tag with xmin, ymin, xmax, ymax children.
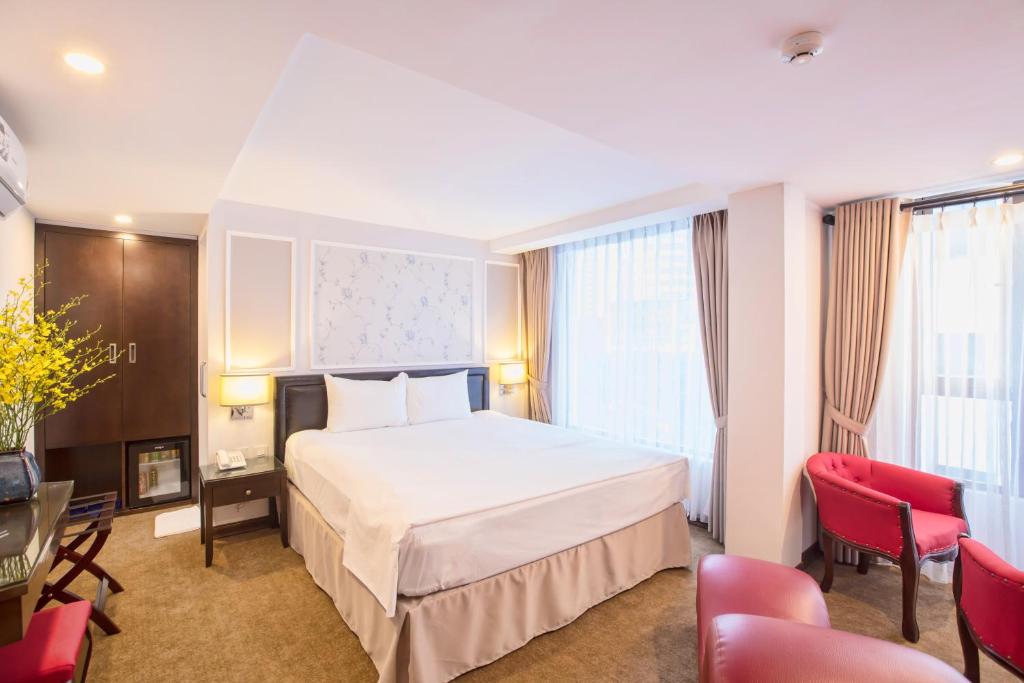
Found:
<box><xmin>869</xmin><ymin>200</ymin><xmax>1024</xmax><ymax>581</ymax></box>
<box><xmin>552</xmin><ymin>219</ymin><xmax>716</xmax><ymax>523</ymax></box>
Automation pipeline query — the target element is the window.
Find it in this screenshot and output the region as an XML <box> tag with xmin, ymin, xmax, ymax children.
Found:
<box><xmin>918</xmin><ymin>216</ymin><xmax>1013</xmax><ymax>489</ymax></box>
<box><xmin>551</xmin><ymin>219</ymin><xmax>716</xmax><ymax>522</ymax></box>
<box><xmin>870</xmin><ymin>199</ymin><xmax>1024</xmax><ymax>576</ymax></box>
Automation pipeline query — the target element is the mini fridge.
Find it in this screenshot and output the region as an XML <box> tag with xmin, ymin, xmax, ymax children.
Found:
<box><xmin>127</xmin><ymin>438</ymin><xmax>191</xmax><ymax>509</ymax></box>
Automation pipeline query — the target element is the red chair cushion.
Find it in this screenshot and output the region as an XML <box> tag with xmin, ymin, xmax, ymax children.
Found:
<box><xmin>0</xmin><ymin>601</ymin><xmax>91</xmax><ymax>683</ymax></box>
<box><xmin>696</xmin><ymin>554</ymin><xmax>830</xmax><ymax>672</ymax></box>
<box><xmin>958</xmin><ymin>537</ymin><xmax>1024</xmax><ymax>669</ymax></box>
<box><xmin>911</xmin><ymin>509</ymin><xmax>967</xmax><ymax>556</ymax></box>
<box><xmin>701</xmin><ymin>614</ymin><xmax>965</xmax><ymax>683</ymax></box>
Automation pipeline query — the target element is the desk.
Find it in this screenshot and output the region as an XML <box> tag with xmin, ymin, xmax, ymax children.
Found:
<box><xmin>0</xmin><ymin>481</ymin><xmax>73</xmax><ymax>646</ymax></box>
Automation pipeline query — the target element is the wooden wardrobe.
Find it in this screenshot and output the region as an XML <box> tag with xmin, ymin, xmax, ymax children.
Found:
<box><xmin>34</xmin><ymin>224</ymin><xmax>198</xmax><ymax>512</ymax></box>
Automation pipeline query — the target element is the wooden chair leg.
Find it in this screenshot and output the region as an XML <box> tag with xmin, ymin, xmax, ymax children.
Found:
<box><xmin>900</xmin><ymin>558</ymin><xmax>921</xmax><ymax>642</ymax></box>
<box><xmin>821</xmin><ymin>535</ymin><xmax>834</xmax><ymax>593</ymax></box>
<box><xmin>76</xmin><ymin>628</ymin><xmax>93</xmax><ymax>683</ymax></box>
<box><xmin>857</xmin><ymin>552</ymin><xmax>871</xmax><ymax>575</ymax></box>
<box><xmin>957</xmin><ymin>611</ymin><xmax>980</xmax><ymax>683</ymax></box>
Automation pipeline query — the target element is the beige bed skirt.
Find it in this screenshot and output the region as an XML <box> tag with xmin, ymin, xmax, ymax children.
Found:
<box><xmin>288</xmin><ymin>484</ymin><xmax>693</xmax><ymax>683</ymax></box>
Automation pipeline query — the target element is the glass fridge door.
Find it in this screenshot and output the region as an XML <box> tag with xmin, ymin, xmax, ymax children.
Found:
<box><xmin>129</xmin><ymin>440</ymin><xmax>189</xmax><ymax>508</ymax></box>
<box><xmin>137</xmin><ymin>447</ymin><xmax>183</xmax><ymax>500</ymax></box>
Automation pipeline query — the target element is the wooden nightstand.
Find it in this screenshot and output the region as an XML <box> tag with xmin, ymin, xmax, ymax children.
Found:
<box><xmin>198</xmin><ymin>456</ymin><xmax>288</xmax><ymax>567</ymax></box>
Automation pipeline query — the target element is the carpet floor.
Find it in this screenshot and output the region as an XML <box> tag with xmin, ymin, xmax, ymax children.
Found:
<box><xmin>65</xmin><ymin>506</ymin><xmax>1013</xmax><ymax>682</ymax></box>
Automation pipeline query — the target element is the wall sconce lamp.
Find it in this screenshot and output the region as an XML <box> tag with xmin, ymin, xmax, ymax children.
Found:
<box><xmin>498</xmin><ymin>361</ymin><xmax>527</xmax><ymax>396</ymax></box>
<box><xmin>219</xmin><ymin>373</ymin><xmax>270</xmax><ymax>420</ymax></box>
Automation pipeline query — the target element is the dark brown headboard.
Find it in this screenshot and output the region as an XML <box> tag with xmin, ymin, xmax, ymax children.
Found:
<box><xmin>274</xmin><ymin>366</ymin><xmax>489</xmax><ymax>460</ymax></box>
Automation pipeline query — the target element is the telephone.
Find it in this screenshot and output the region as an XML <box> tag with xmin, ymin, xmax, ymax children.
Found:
<box><xmin>216</xmin><ymin>449</ymin><xmax>247</xmax><ymax>471</ymax></box>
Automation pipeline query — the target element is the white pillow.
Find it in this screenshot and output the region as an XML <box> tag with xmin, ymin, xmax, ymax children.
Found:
<box><xmin>324</xmin><ymin>373</ymin><xmax>408</xmax><ymax>432</ymax></box>
<box><xmin>406</xmin><ymin>371</ymin><xmax>471</xmax><ymax>425</ymax></box>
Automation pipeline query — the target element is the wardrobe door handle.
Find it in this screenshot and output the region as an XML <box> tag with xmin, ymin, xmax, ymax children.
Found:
<box><xmin>128</xmin><ymin>342</ymin><xmax>137</xmax><ymax>364</ymax></box>
<box><xmin>108</xmin><ymin>343</ymin><xmax>117</xmax><ymax>364</ymax></box>
<box><xmin>200</xmin><ymin>361</ymin><xmax>208</xmax><ymax>398</ymax></box>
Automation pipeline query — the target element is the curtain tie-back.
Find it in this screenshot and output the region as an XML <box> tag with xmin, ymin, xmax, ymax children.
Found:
<box><xmin>826</xmin><ymin>401</ymin><xmax>866</xmax><ymax>436</ymax></box>
<box><xmin>526</xmin><ymin>374</ymin><xmax>549</xmax><ymax>390</ymax></box>
<box><xmin>715</xmin><ymin>415</ymin><xmax>727</xmax><ymax>430</ymax></box>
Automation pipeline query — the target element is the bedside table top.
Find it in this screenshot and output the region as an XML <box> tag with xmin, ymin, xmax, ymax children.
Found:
<box><xmin>200</xmin><ymin>455</ymin><xmax>284</xmax><ymax>483</ymax></box>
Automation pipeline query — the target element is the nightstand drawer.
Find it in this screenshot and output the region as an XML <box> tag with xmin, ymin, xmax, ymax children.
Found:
<box><xmin>210</xmin><ymin>474</ymin><xmax>281</xmax><ymax>506</ymax></box>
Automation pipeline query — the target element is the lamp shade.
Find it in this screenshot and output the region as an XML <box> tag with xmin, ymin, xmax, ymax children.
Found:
<box><xmin>498</xmin><ymin>361</ymin><xmax>527</xmax><ymax>385</ymax></box>
<box><xmin>219</xmin><ymin>374</ymin><xmax>270</xmax><ymax>406</ymax></box>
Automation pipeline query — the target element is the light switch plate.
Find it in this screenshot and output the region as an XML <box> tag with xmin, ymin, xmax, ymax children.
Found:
<box><xmin>253</xmin><ymin>445</ymin><xmax>268</xmax><ymax>458</ymax></box>
<box><xmin>229</xmin><ymin>405</ymin><xmax>254</xmax><ymax>420</ymax></box>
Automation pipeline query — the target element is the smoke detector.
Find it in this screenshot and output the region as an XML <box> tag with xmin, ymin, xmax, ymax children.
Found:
<box><xmin>780</xmin><ymin>31</ymin><xmax>824</xmax><ymax>65</ymax></box>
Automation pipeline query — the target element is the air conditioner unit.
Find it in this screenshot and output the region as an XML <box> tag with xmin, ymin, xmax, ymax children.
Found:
<box><xmin>0</xmin><ymin>112</ymin><xmax>28</xmax><ymax>217</ymax></box>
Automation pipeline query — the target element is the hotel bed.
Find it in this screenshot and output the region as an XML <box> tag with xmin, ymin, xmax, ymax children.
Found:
<box><xmin>275</xmin><ymin>367</ymin><xmax>692</xmax><ymax>683</ymax></box>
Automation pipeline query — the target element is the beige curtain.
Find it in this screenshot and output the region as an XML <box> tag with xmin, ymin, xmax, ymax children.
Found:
<box><xmin>820</xmin><ymin>197</ymin><xmax>909</xmax><ymax>455</ymax></box>
<box><xmin>692</xmin><ymin>210</ymin><xmax>728</xmax><ymax>543</ymax></box>
<box><xmin>820</xmin><ymin>197</ymin><xmax>909</xmax><ymax>564</ymax></box>
<box><xmin>521</xmin><ymin>248</ymin><xmax>555</xmax><ymax>423</ymax></box>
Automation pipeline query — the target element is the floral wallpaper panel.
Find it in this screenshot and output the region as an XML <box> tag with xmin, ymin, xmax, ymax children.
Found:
<box><xmin>312</xmin><ymin>243</ymin><xmax>474</xmax><ymax>367</ymax></box>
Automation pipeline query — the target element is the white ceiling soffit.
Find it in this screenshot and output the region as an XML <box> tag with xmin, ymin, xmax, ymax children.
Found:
<box><xmin>490</xmin><ymin>184</ymin><xmax>724</xmax><ymax>254</ymax></box>
<box><xmin>219</xmin><ymin>34</ymin><xmax>688</xmax><ymax>240</ymax></box>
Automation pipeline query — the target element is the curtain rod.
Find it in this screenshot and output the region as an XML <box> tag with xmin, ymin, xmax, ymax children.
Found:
<box><xmin>823</xmin><ymin>180</ymin><xmax>1023</xmax><ymax>225</ymax></box>
<box><xmin>900</xmin><ymin>181</ymin><xmax>1024</xmax><ymax>212</ymax></box>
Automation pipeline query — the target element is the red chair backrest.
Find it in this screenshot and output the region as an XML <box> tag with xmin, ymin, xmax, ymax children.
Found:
<box><xmin>806</xmin><ymin>452</ymin><xmax>873</xmax><ymax>487</ymax></box>
<box><xmin>958</xmin><ymin>537</ymin><xmax>1024</xmax><ymax>669</ymax></box>
<box><xmin>805</xmin><ymin>452</ymin><xmax>905</xmax><ymax>558</ymax></box>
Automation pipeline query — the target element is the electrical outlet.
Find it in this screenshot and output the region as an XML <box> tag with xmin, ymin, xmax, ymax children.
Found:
<box><xmin>253</xmin><ymin>444</ymin><xmax>268</xmax><ymax>458</ymax></box>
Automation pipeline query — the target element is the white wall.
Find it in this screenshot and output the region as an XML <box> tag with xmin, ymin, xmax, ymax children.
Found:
<box><xmin>201</xmin><ymin>200</ymin><xmax>525</xmax><ymax>523</ymax></box>
<box><xmin>0</xmin><ymin>206</ymin><xmax>35</xmax><ymax>292</ymax></box>
<box><xmin>197</xmin><ymin>224</ymin><xmax>209</xmax><ymax>489</ymax></box>
<box><xmin>791</xmin><ymin>196</ymin><xmax>824</xmax><ymax>556</ymax></box>
<box><xmin>0</xmin><ymin>207</ymin><xmax>36</xmax><ymax>449</ymax></box>
<box><xmin>725</xmin><ymin>183</ymin><xmax>823</xmax><ymax>566</ymax></box>
<box><xmin>804</xmin><ymin>201</ymin><xmax>828</xmax><ymax>551</ymax></box>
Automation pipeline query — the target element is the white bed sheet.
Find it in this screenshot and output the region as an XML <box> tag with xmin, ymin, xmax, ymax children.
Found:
<box><xmin>285</xmin><ymin>411</ymin><xmax>690</xmax><ymax>617</ymax></box>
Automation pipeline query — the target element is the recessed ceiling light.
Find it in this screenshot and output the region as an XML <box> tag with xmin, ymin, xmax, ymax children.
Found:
<box><xmin>993</xmin><ymin>151</ymin><xmax>1023</xmax><ymax>167</ymax></box>
<box><xmin>64</xmin><ymin>52</ymin><xmax>105</xmax><ymax>75</ymax></box>
<box><xmin>114</xmin><ymin>214</ymin><xmax>133</xmax><ymax>225</ymax></box>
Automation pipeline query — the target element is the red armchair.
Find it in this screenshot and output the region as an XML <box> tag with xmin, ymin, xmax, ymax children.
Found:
<box><xmin>805</xmin><ymin>452</ymin><xmax>970</xmax><ymax>642</ymax></box>
<box><xmin>954</xmin><ymin>535</ymin><xmax>1024</xmax><ymax>682</ymax></box>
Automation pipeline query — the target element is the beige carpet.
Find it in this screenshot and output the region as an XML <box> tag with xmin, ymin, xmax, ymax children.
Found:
<box><xmin>64</xmin><ymin>507</ymin><xmax>1013</xmax><ymax>682</ymax></box>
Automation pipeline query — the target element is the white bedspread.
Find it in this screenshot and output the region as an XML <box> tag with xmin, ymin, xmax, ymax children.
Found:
<box><xmin>285</xmin><ymin>411</ymin><xmax>690</xmax><ymax>617</ymax></box>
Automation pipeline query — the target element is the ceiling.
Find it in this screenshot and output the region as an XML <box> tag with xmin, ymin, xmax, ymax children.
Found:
<box><xmin>2</xmin><ymin>1</ymin><xmax>1022</xmax><ymax>239</ymax></box>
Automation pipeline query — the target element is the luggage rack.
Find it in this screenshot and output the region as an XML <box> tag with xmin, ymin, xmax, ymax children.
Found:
<box><xmin>36</xmin><ymin>491</ymin><xmax>124</xmax><ymax>635</ymax></box>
